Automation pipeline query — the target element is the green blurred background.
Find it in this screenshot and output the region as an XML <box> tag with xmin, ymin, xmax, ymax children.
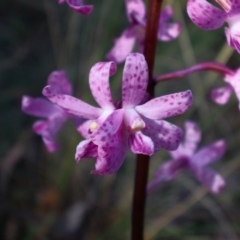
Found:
<box><xmin>1</xmin><ymin>0</ymin><xmax>240</xmax><ymax>239</ymax></box>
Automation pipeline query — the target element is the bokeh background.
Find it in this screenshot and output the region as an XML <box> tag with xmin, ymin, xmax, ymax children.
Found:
<box><xmin>1</xmin><ymin>0</ymin><xmax>240</xmax><ymax>239</ymax></box>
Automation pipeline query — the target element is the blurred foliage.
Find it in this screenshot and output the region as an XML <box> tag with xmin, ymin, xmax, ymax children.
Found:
<box><xmin>1</xmin><ymin>0</ymin><xmax>240</xmax><ymax>239</ymax></box>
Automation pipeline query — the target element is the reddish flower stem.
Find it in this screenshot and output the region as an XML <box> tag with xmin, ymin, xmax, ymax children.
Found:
<box><xmin>131</xmin><ymin>1</ymin><xmax>163</xmax><ymax>240</ymax></box>
<box><xmin>154</xmin><ymin>62</ymin><xmax>234</xmax><ymax>82</ymax></box>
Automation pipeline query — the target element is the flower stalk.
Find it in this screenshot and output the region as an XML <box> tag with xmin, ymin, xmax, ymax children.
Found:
<box><xmin>131</xmin><ymin>1</ymin><xmax>163</xmax><ymax>239</ymax></box>
<box><xmin>154</xmin><ymin>62</ymin><xmax>234</xmax><ymax>83</ymax></box>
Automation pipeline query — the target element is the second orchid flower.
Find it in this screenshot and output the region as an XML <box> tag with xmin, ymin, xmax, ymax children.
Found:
<box><xmin>107</xmin><ymin>0</ymin><xmax>181</xmax><ymax>63</ymax></box>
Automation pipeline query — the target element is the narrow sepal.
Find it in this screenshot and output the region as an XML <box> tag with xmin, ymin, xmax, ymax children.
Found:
<box><xmin>43</xmin><ymin>86</ymin><xmax>103</xmax><ymax>119</ymax></box>
<box><xmin>89</xmin><ymin>61</ymin><xmax>116</xmax><ymax>110</ymax></box>
<box><xmin>122</xmin><ymin>53</ymin><xmax>148</xmax><ymax>107</ymax></box>
<box><xmin>187</xmin><ymin>0</ymin><xmax>226</xmax><ymax>30</ymax></box>
<box><xmin>135</xmin><ymin>90</ymin><xmax>193</xmax><ymax>120</ymax></box>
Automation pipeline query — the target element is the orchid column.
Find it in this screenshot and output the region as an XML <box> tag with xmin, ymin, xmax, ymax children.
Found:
<box><xmin>132</xmin><ymin>1</ymin><xmax>163</xmax><ymax>239</ymax></box>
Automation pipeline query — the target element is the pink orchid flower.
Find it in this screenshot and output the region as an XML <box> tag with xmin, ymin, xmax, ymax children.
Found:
<box><xmin>22</xmin><ymin>71</ymin><xmax>84</xmax><ymax>152</ymax></box>
<box><xmin>58</xmin><ymin>0</ymin><xmax>93</xmax><ymax>15</ymax></box>
<box><xmin>211</xmin><ymin>68</ymin><xmax>240</xmax><ymax>108</ymax></box>
<box><xmin>148</xmin><ymin>121</ymin><xmax>226</xmax><ymax>194</ymax></box>
<box><xmin>43</xmin><ymin>53</ymin><xmax>193</xmax><ymax>175</ymax></box>
<box><xmin>187</xmin><ymin>0</ymin><xmax>240</xmax><ymax>53</ymax></box>
<box><xmin>106</xmin><ymin>0</ymin><xmax>181</xmax><ymax>63</ymax></box>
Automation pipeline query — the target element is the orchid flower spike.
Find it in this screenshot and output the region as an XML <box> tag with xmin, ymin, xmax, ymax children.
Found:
<box><xmin>43</xmin><ymin>53</ymin><xmax>193</xmax><ymax>175</ymax></box>
<box><xmin>22</xmin><ymin>71</ymin><xmax>84</xmax><ymax>152</ymax></box>
<box><xmin>148</xmin><ymin>121</ymin><xmax>226</xmax><ymax>194</ymax></box>
<box><xmin>211</xmin><ymin>68</ymin><xmax>240</xmax><ymax>108</ymax></box>
<box><xmin>106</xmin><ymin>0</ymin><xmax>181</xmax><ymax>63</ymax></box>
<box><xmin>187</xmin><ymin>0</ymin><xmax>240</xmax><ymax>54</ymax></box>
<box><xmin>58</xmin><ymin>0</ymin><xmax>93</xmax><ymax>15</ymax></box>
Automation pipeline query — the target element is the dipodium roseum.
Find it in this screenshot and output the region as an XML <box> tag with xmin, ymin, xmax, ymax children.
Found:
<box><xmin>43</xmin><ymin>53</ymin><xmax>193</xmax><ymax>175</ymax></box>
<box><xmin>106</xmin><ymin>0</ymin><xmax>181</xmax><ymax>63</ymax></box>
<box><xmin>58</xmin><ymin>0</ymin><xmax>93</xmax><ymax>15</ymax></box>
<box><xmin>148</xmin><ymin>121</ymin><xmax>226</xmax><ymax>194</ymax></box>
<box><xmin>22</xmin><ymin>71</ymin><xmax>80</xmax><ymax>152</ymax></box>
<box><xmin>211</xmin><ymin>68</ymin><xmax>240</xmax><ymax>108</ymax></box>
<box><xmin>187</xmin><ymin>0</ymin><xmax>240</xmax><ymax>53</ymax></box>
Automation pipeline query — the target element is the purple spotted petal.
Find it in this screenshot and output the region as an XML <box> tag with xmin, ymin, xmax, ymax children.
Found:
<box><xmin>191</xmin><ymin>140</ymin><xmax>226</xmax><ymax>166</ymax></box>
<box><xmin>33</xmin><ymin>114</ymin><xmax>67</xmax><ymax>152</ymax></box>
<box><xmin>63</xmin><ymin>0</ymin><xmax>93</xmax><ymax>15</ymax></box>
<box><xmin>187</xmin><ymin>0</ymin><xmax>227</xmax><ymax>30</ymax></box>
<box><xmin>33</xmin><ymin>121</ymin><xmax>59</xmax><ymax>152</ymax></box>
<box><xmin>158</xmin><ymin>23</ymin><xmax>181</xmax><ymax>41</ymax></box>
<box><xmin>92</xmin><ymin>123</ymin><xmax>127</xmax><ymax>175</ymax></box>
<box><xmin>122</xmin><ymin>53</ymin><xmax>148</xmax><ymax>108</ymax></box>
<box><xmin>229</xmin><ymin>0</ymin><xmax>240</xmax><ymax>9</ymax></box>
<box><xmin>169</xmin><ymin>144</ymin><xmax>186</xmax><ymax>159</ymax></box>
<box><xmin>75</xmin><ymin>139</ymin><xmax>98</xmax><ymax>160</ymax></box>
<box><xmin>182</xmin><ymin>121</ymin><xmax>202</xmax><ymax>156</ymax></box>
<box><xmin>77</xmin><ymin>110</ymin><xmax>115</xmax><ymax>140</ymax></box>
<box><xmin>129</xmin><ymin>131</ymin><xmax>155</xmax><ymax>155</ymax></box>
<box><xmin>43</xmin><ymin>86</ymin><xmax>103</xmax><ymax>119</ymax></box>
<box><xmin>135</xmin><ymin>90</ymin><xmax>193</xmax><ymax>120</ymax></box>
<box><xmin>106</xmin><ymin>27</ymin><xmax>136</xmax><ymax>63</ymax></box>
<box><xmin>77</xmin><ymin>120</ymin><xmax>93</xmax><ymax>139</ymax></box>
<box><xmin>125</xmin><ymin>0</ymin><xmax>145</xmax><ymax>22</ymax></box>
<box><xmin>211</xmin><ymin>85</ymin><xmax>233</xmax><ymax>105</ymax></box>
<box><xmin>91</xmin><ymin>110</ymin><xmax>124</xmax><ymax>144</ymax></box>
<box><xmin>142</xmin><ymin>119</ymin><xmax>184</xmax><ymax>151</ymax></box>
<box><xmin>147</xmin><ymin>159</ymin><xmax>186</xmax><ymax>192</ymax></box>
<box><xmin>160</xmin><ymin>5</ymin><xmax>173</xmax><ymax>22</ymax></box>
<box><xmin>22</xmin><ymin>96</ymin><xmax>60</xmax><ymax>118</ymax></box>
<box><xmin>158</xmin><ymin>6</ymin><xmax>181</xmax><ymax>41</ymax></box>
<box><xmin>47</xmin><ymin>70</ymin><xmax>72</xmax><ymax>95</ymax></box>
<box><xmin>225</xmin><ymin>69</ymin><xmax>240</xmax><ymax>108</ymax></box>
<box><xmin>131</xmin><ymin>12</ymin><xmax>146</xmax><ymax>27</ymax></box>
<box><xmin>82</xmin><ymin>110</ymin><xmax>127</xmax><ymax>174</ymax></box>
<box><xmin>191</xmin><ymin>166</ymin><xmax>225</xmax><ymax>193</ymax></box>
<box><xmin>89</xmin><ymin>62</ymin><xmax>116</xmax><ymax>110</ymax></box>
